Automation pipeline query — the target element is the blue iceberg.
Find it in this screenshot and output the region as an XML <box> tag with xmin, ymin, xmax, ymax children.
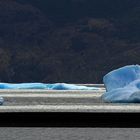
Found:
<box><xmin>102</xmin><ymin>65</ymin><xmax>140</xmax><ymax>103</ymax></box>
<box><xmin>46</xmin><ymin>83</ymin><xmax>100</xmax><ymax>90</ymax></box>
<box><xmin>0</xmin><ymin>83</ymin><xmax>100</xmax><ymax>90</ymax></box>
<box><xmin>0</xmin><ymin>83</ymin><xmax>100</xmax><ymax>105</ymax></box>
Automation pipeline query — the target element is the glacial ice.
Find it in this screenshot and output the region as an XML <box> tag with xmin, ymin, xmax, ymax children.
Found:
<box><xmin>102</xmin><ymin>65</ymin><xmax>140</xmax><ymax>103</ymax></box>
<box><xmin>0</xmin><ymin>83</ymin><xmax>100</xmax><ymax>105</ymax></box>
<box><xmin>0</xmin><ymin>83</ymin><xmax>100</xmax><ymax>90</ymax></box>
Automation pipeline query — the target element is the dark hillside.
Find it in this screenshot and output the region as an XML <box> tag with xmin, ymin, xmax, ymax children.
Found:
<box><xmin>0</xmin><ymin>0</ymin><xmax>140</xmax><ymax>83</ymax></box>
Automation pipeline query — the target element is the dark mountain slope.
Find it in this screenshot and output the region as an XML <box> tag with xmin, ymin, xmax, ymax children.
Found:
<box><xmin>0</xmin><ymin>0</ymin><xmax>140</xmax><ymax>83</ymax></box>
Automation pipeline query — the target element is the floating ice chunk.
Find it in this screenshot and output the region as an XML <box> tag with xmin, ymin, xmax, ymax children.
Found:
<box><xmin>46</xmin><ymin>83</ymin><xmax>99</xmax><ymax>90</ymax></box>
<box><xmin>102</xmin><ymin>65</ymin><xmax>140</xmax><ymax>103</ymax></box>
<box><xmin>0</xmin><ymin>83</ymin><xmax>100</xmax><ymax>105</ymax></box>
<box><xmin>0</xmin><ymin>97</ymin><xmax>4</xmax><ymax>105</ymax></box>
<box><xmin>0</xmin><ymin>83</ymin><xmax>47</xmax><ymax>89</ymax></box>
<box><xmin>0</xmin><ymin>83</ymin><xmax>100</xmax><ymax>90</ymax></box>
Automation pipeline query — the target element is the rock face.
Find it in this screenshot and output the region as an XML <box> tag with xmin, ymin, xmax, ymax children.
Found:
<box><xmin>102</xmin><ymin>65</ymin><xmax>140</xmax><ymax>103</ymax></box>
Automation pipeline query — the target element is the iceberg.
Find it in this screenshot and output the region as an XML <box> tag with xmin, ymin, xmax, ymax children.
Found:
<box><xmin>102</xmin><ymin>65</ymin><xmax>140</xmax><ymax>103</ymax></box>
<box><xmin>0</xmin><ymin>82</ymin><xmax>100</xmax><ymax>105</ymax></box>
<box><xmin>0</xmin><ymin>83</ymin><xmax>100</xmax><ymax>90</ymax></box>
<box><xmin>46</xmin><ymin>83</ymin><xmax>100</xmax><ymax>90</ymax></box>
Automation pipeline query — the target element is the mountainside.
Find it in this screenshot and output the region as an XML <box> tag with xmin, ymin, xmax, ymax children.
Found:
<box><xmin>0</xmin><ymin>0</ymin><xmax>140</xmax><ymax>83</ymax></box>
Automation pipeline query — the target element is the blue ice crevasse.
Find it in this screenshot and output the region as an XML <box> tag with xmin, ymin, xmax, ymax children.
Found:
<box><xmin>102</xmin><ymin>64</ymin><xmax>140</xmax><ymax>103</ymax></box>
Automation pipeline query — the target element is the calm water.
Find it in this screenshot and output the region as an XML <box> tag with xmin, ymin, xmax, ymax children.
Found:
<box><xmin>0</xmin><ymin>128</ymin><xmax>139</xmax><ymax>140</ymax></box>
